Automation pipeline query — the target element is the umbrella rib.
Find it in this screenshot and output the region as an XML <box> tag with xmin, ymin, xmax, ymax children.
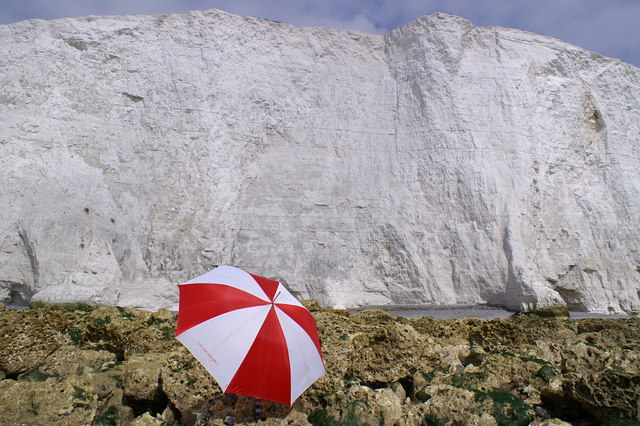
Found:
<box><xmin>216</xmin><ymin>305</ymin><xmax>271</xmax><ymax>348</ymax></box>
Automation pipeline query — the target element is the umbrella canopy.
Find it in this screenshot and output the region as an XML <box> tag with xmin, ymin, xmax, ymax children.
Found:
<box><xmin>175</xmin><ymin>265</ymin><xmax>325</xmax><ymax>406</ymax></box>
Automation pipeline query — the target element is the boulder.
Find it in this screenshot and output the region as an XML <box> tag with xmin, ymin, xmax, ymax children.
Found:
<box><xmin>40</xmin><ymin>346</ymin><xmax>116</xmax><ymax>377</ymax></box>
<box><xmin>123</xmin><ymin>353</ymin><xmax>170</xmax><ymax>402</ymax></box>
<box><xmin>564</xmin><ymin>371</ymin><xmax>640</xmax><ymax>421</ymax></box>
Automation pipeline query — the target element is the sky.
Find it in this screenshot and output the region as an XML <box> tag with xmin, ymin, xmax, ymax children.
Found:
<box><xmin>1</xmin><ymin>0</ymin><xmax>639</xmax><ymax>68</ymax></box>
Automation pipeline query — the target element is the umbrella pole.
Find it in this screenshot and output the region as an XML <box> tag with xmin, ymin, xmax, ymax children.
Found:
<box><xmin>254</xmin><ymin>398</ymin><xmax>263</xmax><ymax>421</ymax></box>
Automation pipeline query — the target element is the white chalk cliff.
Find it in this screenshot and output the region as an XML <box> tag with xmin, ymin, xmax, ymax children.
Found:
<box><xmin>1</xmin><ymin>10</ymin><xmax>639</xmax><ymax>313</ymax></box>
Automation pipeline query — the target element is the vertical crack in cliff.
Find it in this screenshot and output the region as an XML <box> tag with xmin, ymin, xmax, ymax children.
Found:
<box><xmin>18</xmin><ymin>228</ymin><xmax>39</xmax><ymax>288</ymax></box>
<box><xmin>384</xmin><ymin>33</ymin><xmax>402</xmax><ymax>158</ymax></box>
<box><xmin>501</xmin><ymin>224</ymin><xmax>519</xmax><ymax>306</ymax></box>
<box><xmin>15</xmin><ymin>228</ymin><xmax>39</xmax><ymax>305</ymax></box>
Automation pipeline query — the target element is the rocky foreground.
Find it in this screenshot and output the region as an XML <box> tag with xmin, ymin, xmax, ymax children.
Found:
<box><xmin>0</xmin><ymin>302</ymin><xmax>638</xmax><ymax>425</ymax></box>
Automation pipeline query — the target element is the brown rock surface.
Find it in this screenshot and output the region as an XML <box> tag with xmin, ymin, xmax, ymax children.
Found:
<box><xmin>0</xmin><ymin>303</ymin><xmax>638</xmax><ymax>425</ymax></box>
<box><xmin>124</xmin><ymin>353</ymin><xmax>170</xmax><ymax>402</ymax></box>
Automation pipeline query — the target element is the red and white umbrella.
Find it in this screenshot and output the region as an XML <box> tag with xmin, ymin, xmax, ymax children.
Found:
<box><xmin>175</xmin><ymin>265</ymin><xmax>325</xmax><ymax>406</ymax></box>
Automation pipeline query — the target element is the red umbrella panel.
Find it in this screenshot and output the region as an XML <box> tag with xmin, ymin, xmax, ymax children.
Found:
<box><xmin>175</xmin><ymin>265</ymin><xmax>325</xmax><ymax>406</ymax></box>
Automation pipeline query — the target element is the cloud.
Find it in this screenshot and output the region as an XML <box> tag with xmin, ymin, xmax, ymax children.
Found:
<box><xmin>343</xmin><ymin>14</ymin><xmax>381</xmax><ymax>33</ymax></box>
<box><xmin>198</xmin><ymin>0</ymin><xmax>384</xmax><ymax>33</ymax></box>
<box><xmin>291</xmin><ymin>13</ymin><xmax>383</xmax><ymax>33</ymax></box>
<box><xmin>374</xmin><ymin>0</ymin><xmax>640</xmax><ymax>66</ymax></box>
<box><xmin>1</xmin><ymin>0</ymin><xmax>638</xmax><ymax>66</ymax></box>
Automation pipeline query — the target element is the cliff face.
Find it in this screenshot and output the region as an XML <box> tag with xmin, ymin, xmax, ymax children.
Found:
<box><xmin>1</xmin><ymin>10</ymin><xmax>639</xmax><ymax>312</ymax></box>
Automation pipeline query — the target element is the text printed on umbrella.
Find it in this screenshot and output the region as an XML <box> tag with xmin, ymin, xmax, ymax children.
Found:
<box><xmin>198</xmin><ymin>342</ymin><xmax>219</xmax><ymax>366</ymax></box>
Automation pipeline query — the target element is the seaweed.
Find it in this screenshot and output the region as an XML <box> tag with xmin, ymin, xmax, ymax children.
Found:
<box><xmin>519</xmin><ymin>357</ymin><xmax>551</xmax><ymax>366</ymax></box>
<box><xmin>67</xmin><ymin>327</ymin><xmax>83</xmax><ymax>345</ymax></box>
<box><xmin>308</xmin><ymin>407</ymin><xmax>362</xmax><ymax>426</ymax></box>
<box><xmin>535</xmin><ymin>366</ymin><xmax>557</xmax><ymax>380</ymax></box>
<box><xmin>601</xmin><ymin>419</ymin><xmax>640</xmax><ymax>426</ymax></box>
<box><xmin>422</xmin><ymin>414</ymin><xmax>450</xmax><ymax>426</ymax></box>
<box><xmin>449</xmin><ymin>372</ymin><xmax>488</xmax><ymax>390</ymax></box>
<box><xmin>73</xmin><ymin>386</ymin><xmax>91</xmax><ymax>402</ymax></box>
<box><xmin>94</xmin><ymin>406</ymin><xmax>119</xmax><ymax>425</ymax></box>
<box><xmin>474</xmin><ymin>389</ymin><xmax>533</xmax><ymax>426</ymax></box>
<box><xmin>528</xmin><ymin>306</ymin><xmax>569</xmax><ymax>318</ymax></box>
<box><xmin>19</xmin><ymin>365</ymin><xmax>57</xmax><ymax>382</ymax></box>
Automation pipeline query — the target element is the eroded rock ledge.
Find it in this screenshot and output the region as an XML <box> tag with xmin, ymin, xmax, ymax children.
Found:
<box><xmin>0</xmin><ymin>302</ymin><xmax>638</xmax><ymax>425</ymax></box>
